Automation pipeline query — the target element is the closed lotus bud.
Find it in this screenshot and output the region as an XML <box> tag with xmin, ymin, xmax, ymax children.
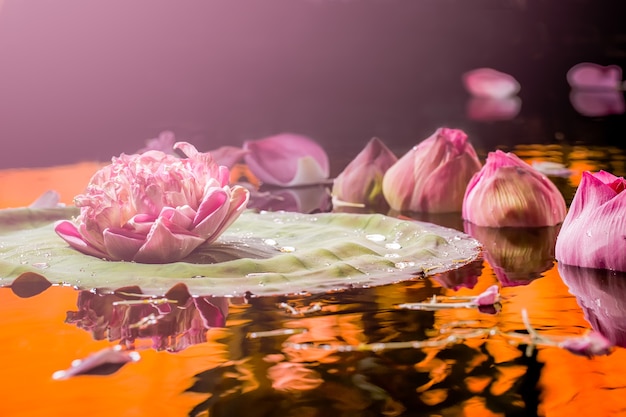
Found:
<box><xmin>555</xmin><ymin>170</ymin><xmax>626</xmax><ymax>271</ymax></box>
<box><xmin>332</xmin><ymin>137</ymin><xmax>397</xmax><ymax>207</ymax></box>
<box><xmin>55</xmin><ymin>142</ymin><xmax>250</xmax><ymax>264</ymax></box>
<box><xmin>462</xmin><ymin>150</ymin><xmax>566</xmax><ymax>227</ymax></box>
<box><xmin>462</xmin><ymin>68</ymin><xmax>520</xmax><ymax>99</ymax></box>
<box><xmin>566</xmin><ymin>62</ymin><xmax>623</xmax><ymax>90</ymax></box>
<box><xmin>243</xmin><ymin>133</ymin><xmax>330</xmax><ymax>187</ymax></box>
<box><xmin>382</xmin><ymin>128</ymin><xmax>482</xmax><ymax>213</ymax></box>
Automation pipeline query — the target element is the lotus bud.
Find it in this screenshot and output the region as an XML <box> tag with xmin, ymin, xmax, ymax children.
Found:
<box><xmin>382</xmin><ymin>127</ymin><xmax>482</xmax><ymax>213</ymax></box>
<box><xmin>462</xmin><ymin>150</ymin><xmax>566</xmax><ymax>227</ymax></box>
<box><xmin>243</xmin><ymin>133</ymin><xmax>330</xmax><ymax>187</ymax></box>
<box><xmin>332</xmin><ymin>137</ymin><xmax>397</xmax><ymax>208</ymax></box>
<box><xmin>462</xmin><ymin>68</ymin><xmax>520</xmax><ymax>99</ymax></box>
<box><xmin>566</xmin><ymin>62</ymin><xmax>623</xmax><ymax>90</ymax></box>
<box><xmin>555</xmin><ymin>170</ymin><xmax>626</xmax><ymax>271</ymax></box>
<box><xmin>55</xmin><ymin>142</ymin><xmax>250</xmax><ymax>263</ymax></box>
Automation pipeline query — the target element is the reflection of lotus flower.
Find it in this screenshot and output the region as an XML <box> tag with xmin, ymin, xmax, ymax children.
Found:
<box><xmin>555</xmin><ymin>170</ymin><xmax>626</xmax><ymax>271</ymax></box>
<box><xmin>566</xmin><ymin>63</ymin><xmax>623</xmax><ymax>90</ymax></box>
<box><xmin>559</xmin><ymin>264</ymin><xmax>626</xmax><ymax>348</ymax></box>
<box><xmin>465</xmin><ymin>96</ymin><xmax>521</xmax><ymax>121</ymax></box>
<box><xmin>464</xmin><ymin>222</ymin><xmax>559</xmax><ymax>286</ymax></box>
<box><xmin>569</xmin><ymin>90</ymin><xmax>625</xmax><ymax>117</ymax></box>
<box><xmin>243</xmin><ymin>133</ymin><xmax>330</xmax><ymax>187</ymax></box>
<box><xmin>55</xmin><ymin>142</ymin><xmax>249</xmax><ymax>263</ymax></box>
<box><xmin>382</xmin><ymin>128</ymin><xmax>482</xmax><ymax>213</ymax></box>
<box><xmin>462</xmin><ymin>68</ymin><xmax>520</xmax><ymax>99</ymax></box>
<box><xmin>332</xmin><ymin>137</ymin><xmax>397</xmax><ymax>207</ymax></box>
<box><xmin>66</xmin><ymin>284</ymin><xmax>229</xmax><ymax>352</ymax></box>
<box><xmin>463</xmin><ymin>150</ymin><xmax>566</xmax><ymax>227</ymax></box>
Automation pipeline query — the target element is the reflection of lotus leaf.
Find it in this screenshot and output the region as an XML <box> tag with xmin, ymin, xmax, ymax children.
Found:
<box><xmin>0</xmin><ymin>207</ymin><xmax>480</xmax><ymax>297</ymax></box>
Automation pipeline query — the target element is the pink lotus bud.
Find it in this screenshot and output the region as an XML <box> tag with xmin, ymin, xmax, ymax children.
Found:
<box><xmin>332</xmin><ymin>137</ymin><xmax>397</xmax><ymax>207</ymax></box>
<box><xmin>55</xmin><ymin>142</ymin><xmax>250</xmax><ymax>263</ymax></box>
<box><xmin>566</xmin><ymin>62</ymin><xmax>623</xmax><ymax>90</ymax></box>
<box><xmin>462</xmin><ymin>68</ymin><xmax>521</xmax><ymax>99</ymax></box>
<box><xmin>462</xmin><ymin>150</ymin><xmax>566</xmax><ymax>227</ymax></box>
<box><xmin>555</xmin><ymin>170</ymin><xmax>626</xmax><ymax>271</ymax></box>
<box><xmin>381</xmin><ymin>128</ymin><xmax>482</xmax><ymax>213</ymax></box>
<box><xmin>243</xmin><ymin>133</ymin><xmax>330</xmax><ymax>187</ymax></box>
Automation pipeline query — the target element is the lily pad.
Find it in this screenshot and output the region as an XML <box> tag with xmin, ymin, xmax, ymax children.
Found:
<box><xmin>0</xmin><ymin>207</ymin><xmax>481</xmax><ymax>297</ymax></box>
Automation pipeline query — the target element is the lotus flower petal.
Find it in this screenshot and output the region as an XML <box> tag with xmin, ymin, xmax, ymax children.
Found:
<box><xmin>55</xmin><ymin>220</ymin><xmax>109</xmax><ymax>259</ymax></box>
<box><xmin>462</xmin><ymin>68</ymin><xmax>521</xmax><ymax>99</ymax></box>
<box><xmin>54</xmin><ymin>142</ymin><xmax>250</xmax><ymax>263</ymax></box>
<box><xmin>463</xmin><ymin>150</ymin><xmax>566</xmax><ymax>227</ymax></box>
<box><xmin>474</xmin><ymin>285</ymin><xmax>500</xmax><ymax>306</ymax></box>
<box><xmin>137</xmin><ymin>131</ymin><xmax>177</xmax><ymax>154</ymax></box>
<box><xmin>248</xmin><ymin>185</ymin><xmax>332</xmax><ymax>214</ymax></box>
<box><xmin>555</xmin><ymin>171</ymin><xmax>626</xmax><ymax>271</ymax></box>
<box><xmin>243</xmin><ymin>133</ymin><xmax>330</xmax><ymax>187</ymax></box>
<box><xmin>332</xmin><ymin>137</ymin><xmax>397</xmax><ymax>207</ymax></box>
<box><xmin>206</xmin><ymin>146</ymin><xmax>249</xmax><ymax>168</ymax></box>
<box><xmin>566</xmin><ymin>62</ymin><xmax>623</xmax><ymax>90</ymax></box>
<box><xmin>382</xmin><ymin>128</ymin><xmax>482</xmax><ymax>213</ymax></box>
<box><xmin>560</xmin><ymin>331</ymin><xmax>613</xmax><ymax>357</ymax></box>
<box><xmin>569</xmin><ymin>90</ymin><xmax>625</xmax><ymax>117</ymax></box>
<box><xmin>29</xmin><ymin>190</ymin><xmax>63</xmax><ymax>208</ymax></box>
<box><xmin>466</xmin><ymin>97</ymin><xmax>521</xmax><ymax>121</ymax></box>
<box><xmin>134</xmin><ymin>218</ymin><xmax>206</xmax><ymax>263</ymax></box>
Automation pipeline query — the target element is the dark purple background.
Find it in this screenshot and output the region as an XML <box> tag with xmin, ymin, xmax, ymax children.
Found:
<box><xmin>1</xmin><ymin>0</ymin><xmax>625</xmax><ymax>170</ymax></box>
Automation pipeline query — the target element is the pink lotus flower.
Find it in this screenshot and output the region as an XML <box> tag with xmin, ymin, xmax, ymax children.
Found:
<box><xmin>555</xmin><ymin>170</ymin><xmax>626</xmax><ymax>271</ymax></box>
<box><xmin>566</xmin><ymin>62</ymin><xmax>623</xmax><ymax>90</ymax></box>
<box><xmin>463</xmin><ymin>150</ymin><xmax>566</xmax><ymax>227</ymax></box>
<box><xmin>332</xmin><ymin>137</ymin><xmax>397</xmax><ymax>207</ymax></box>
<box><xmin>462</xmin><ymin>68</ymin><xmax>521</xmax><ymax>99</ymax></box>
<box><xmin>382</xmin><ymin>128</ymin><xmax>482</xmax><ymax>213</ymax></box>
<box><xmin>55</xmin><ymin>142</ymin><xmax>249</xmax><ymax>263</ymax></box>
<box><xmin>243</xmin><ymin>133</ymin><xmax>330</xmax><ymax>187</ymax></box>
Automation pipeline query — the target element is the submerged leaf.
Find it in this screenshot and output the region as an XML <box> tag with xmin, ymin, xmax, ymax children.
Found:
<box><xmin>0</xmin><ymin>207</ymin><xmax>480</xmax><ymax>297</ymax></box>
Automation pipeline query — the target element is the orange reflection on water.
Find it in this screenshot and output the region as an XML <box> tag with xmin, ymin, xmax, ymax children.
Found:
<box><xmin>0</xmin><ymin>162</ymin><xmax>103</xmax><ymax>207</ymax></box>
<box><xmin>0</xmin><ymin>286</ymin><xmax>223</xmax><ymax>417</ymax></box>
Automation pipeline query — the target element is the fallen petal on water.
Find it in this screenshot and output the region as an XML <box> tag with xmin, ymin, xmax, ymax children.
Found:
<box><xmin>52</xmin><ymin>345</ymin><xmax>140</xmax><ymax>380</ymax></box>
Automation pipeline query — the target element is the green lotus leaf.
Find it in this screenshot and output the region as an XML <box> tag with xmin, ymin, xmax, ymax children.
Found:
<box><xmin>0</xmin><ymin>207</ymin><xmax>481</xmax><ymax>297</ymax></box>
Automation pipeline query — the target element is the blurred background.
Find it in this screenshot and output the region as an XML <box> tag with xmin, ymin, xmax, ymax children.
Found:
<box><xmin>1</xmin><ymin>0</ymin><xmax>625</xmax><ymax>171</ymax></box>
